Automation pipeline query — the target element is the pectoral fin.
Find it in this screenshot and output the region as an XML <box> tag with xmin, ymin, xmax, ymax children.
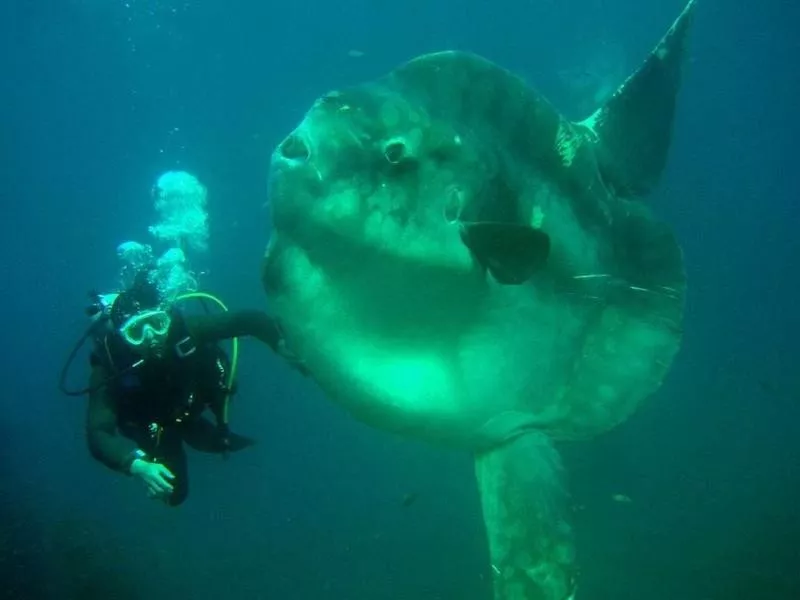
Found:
<box><xmin>460</xmin><ymin>222</ymin><xmax>550</xmax><ymax>285</ymax></box>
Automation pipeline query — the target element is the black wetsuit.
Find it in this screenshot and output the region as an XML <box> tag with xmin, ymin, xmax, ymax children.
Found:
<box><xmin>86</xmin><ymin>309</ymin><xmax>282</xmax><ymax>506</ymax></box>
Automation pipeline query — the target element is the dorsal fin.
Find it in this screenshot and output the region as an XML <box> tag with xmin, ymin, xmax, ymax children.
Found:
<box><xmin>578</xmin><ymin>0</ymin><xmax>698</xmax><ymax>198</ymax></box>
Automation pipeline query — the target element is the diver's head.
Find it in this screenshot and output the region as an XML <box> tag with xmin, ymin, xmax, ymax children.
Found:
<box><xmin>110</xmin><ymin>273</ymin><xmax>172</xmax><ymax>357</ymax></box>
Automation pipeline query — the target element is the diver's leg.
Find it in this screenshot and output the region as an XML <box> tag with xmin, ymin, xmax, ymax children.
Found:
<box><xmin>182</xmin><ymin>415</ymin><xmax>255</xmax><ymax>454</ymax></box>
<box><xmin>160</xmin><ymin>443</ymin><xmax>189</xmax><ymax>507</ymax></box>
<box><xmin>182</xmin><ymin>416</ymin><xmax>226</xmax><ymax>453</ymax></box>
<box><xmin>475</xmin><ymin>430</ymin><xmax>577</xmax><ymax>600</ymax></box>
<box><xmin>149</xmin><ymin>430</ymin><xmax>189</xmax><ymax>506</ymax></box>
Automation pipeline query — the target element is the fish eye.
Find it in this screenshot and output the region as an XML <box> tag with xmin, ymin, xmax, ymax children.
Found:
<box><xmin>384</xmin><ymin>141</ymin><xmax>407</xmax><ymax>164</ymax></box>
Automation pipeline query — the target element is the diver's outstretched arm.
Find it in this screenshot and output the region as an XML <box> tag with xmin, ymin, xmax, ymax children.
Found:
<box><xmin>184</xmin><ymin>310</ymin><xmax>282</xmax><ymax>349</ymax></box>
<box><xmin>185</xmin><ymin>310</ymin><xmax>308</xmax><ymax>374</ymax></box>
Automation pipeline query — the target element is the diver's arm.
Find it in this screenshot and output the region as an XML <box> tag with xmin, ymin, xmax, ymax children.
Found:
<box><xmin>85</xmin><ymin>365</ymin><xmax>140</xmax><ymax>473</ymax></box>
<box><xmin>183</xmin><ymin>310</ymin><xmax>283</xmax><ymax>351</ymax></box>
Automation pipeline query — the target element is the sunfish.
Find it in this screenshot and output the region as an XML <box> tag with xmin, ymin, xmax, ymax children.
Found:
<box><xmin>262</xmin><ymin>2</ymin><xmax>696</xmax><ymax>598</ymax></box>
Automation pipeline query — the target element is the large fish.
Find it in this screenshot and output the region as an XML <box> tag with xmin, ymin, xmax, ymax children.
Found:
<box><xmin>262</xmin><ymin>2</ymin><xmax>696</xmax><ymax>598</ymax></box>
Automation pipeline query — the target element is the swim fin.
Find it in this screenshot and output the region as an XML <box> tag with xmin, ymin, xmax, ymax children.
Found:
<box><xmin>182</xmin><ymin>417</ymin><xmax>256</xmax><ymax>454</ymax></box>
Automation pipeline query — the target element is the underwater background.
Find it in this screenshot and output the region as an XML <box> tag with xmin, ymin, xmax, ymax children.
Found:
<box><xmin>1</xmin><ymin>0</ymin><xmax>798</xmax><ymax>598</ymax></box>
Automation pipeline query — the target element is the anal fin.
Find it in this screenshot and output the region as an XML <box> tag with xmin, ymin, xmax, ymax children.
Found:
<box><xmin>475</xmin><ymin>431</ymin><xmax>577</xmax><ymax>600</ymax></box>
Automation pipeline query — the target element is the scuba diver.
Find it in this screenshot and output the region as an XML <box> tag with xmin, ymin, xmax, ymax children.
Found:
<box><xmin>63</xmin><ymin>269</ymin><xmax>305</xmax><ymax>506</ymax></box>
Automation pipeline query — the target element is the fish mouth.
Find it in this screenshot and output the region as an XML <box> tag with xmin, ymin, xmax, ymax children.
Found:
<box><xmin>277</xmin><ymin>135</ymin><xmax>311</xmax><ymax>169</ymax></box>
<box><xmin>271</xmin><ymin>124</ymin><xmax>323</xmax><ymax>188</ymax></box>
<box><xmin>276</xmin><ymin>128</ymin><xmax>313</xmax><ymax>166</ymax></box>
<box><xmin>267</xmin><ymin>130</ymin><xmax>330</xmax><ymax>238</ymax></box>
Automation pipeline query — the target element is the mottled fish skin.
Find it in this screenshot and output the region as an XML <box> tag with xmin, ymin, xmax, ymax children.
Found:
<box><xmin>264</xmin><ymin>48</ymin><xmax>687</xmax><ymax>442</ymax></box>
<box><xmin>262</xmin><ymin>2</ymin><xmax>697</xmax><ymax>599</ymax></box>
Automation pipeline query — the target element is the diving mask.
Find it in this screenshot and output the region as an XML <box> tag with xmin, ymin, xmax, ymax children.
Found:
<box><xmin>119</xmin><ymin>309</ymin><xmax>172</xmax><ymax>347</ymax></box>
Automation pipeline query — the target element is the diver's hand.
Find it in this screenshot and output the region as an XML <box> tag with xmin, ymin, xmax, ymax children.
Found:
<box><xmin>130</xmin><ymin>458</ymin><xmax>175</xmax><ymax>498</ymax></box>
<box><xmin>276</xmin><ymin>339</ymin><xmax>310</xmax><ymax>376</ymax></box>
